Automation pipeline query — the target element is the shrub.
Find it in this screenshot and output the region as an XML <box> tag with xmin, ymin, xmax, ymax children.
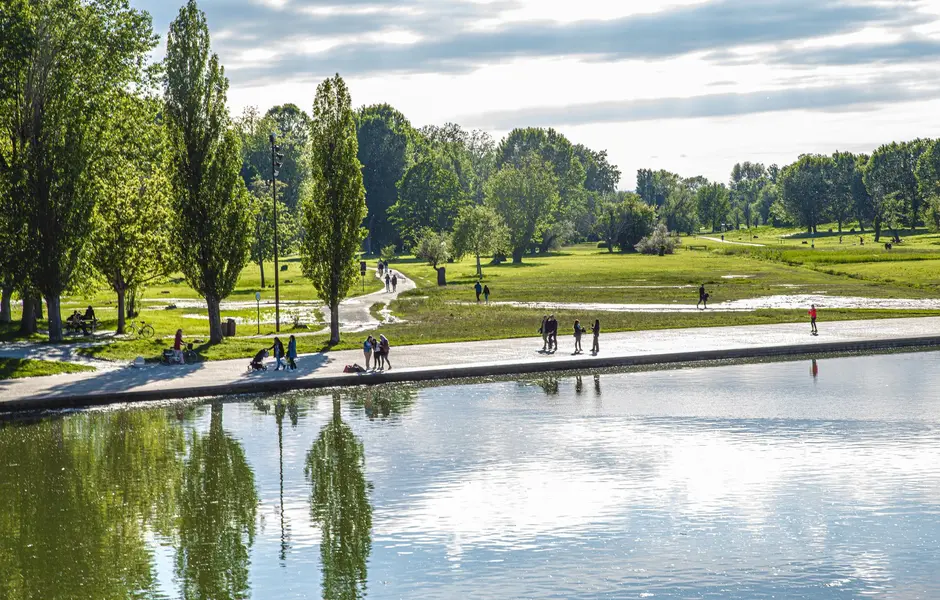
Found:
<box><xmin>597</xmin><ymin>241</ymin><xmax>608</xmax><ymax>249</ymax></box>
<box><xmin>379</xmin><ymin>244</ymin><xmax>397</xmax><ymax>263</ymax></box>
<box><xmin>635</xmin><ymin>223</ymin><xmax>681</xmax><ymax>255</ymax></box>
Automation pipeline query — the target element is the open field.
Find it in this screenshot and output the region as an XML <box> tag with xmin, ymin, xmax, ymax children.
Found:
<box><xmin>0</xmin><ymin>358</ymin><xmax>95</xmax><ymax>380</ymax></box>
<box><xmin>5</xmin><ymin>224</ymin><xmax>940</xmax><ymax>366</ymax></box>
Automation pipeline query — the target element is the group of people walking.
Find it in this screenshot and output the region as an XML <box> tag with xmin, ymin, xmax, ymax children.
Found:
<box><xmin>362</xmin><ymin>334</ymin><xmax>392</xmax><ymax>370</ymax></box>
<box><xmin>474</xmin><ymin>280</ymin><xmax>491</xmax><ymax>303</ymax></box>
<box><xmin>539</xmin><ymin>315</ymin><xmax>601</xmax><ymax>355</ymax></box>
<box><xmin>249</xmin><ymin>335</ymin><xmax>298</xmax><ymax>371</ymax></box>
<box><xmin>384</xmin><ymin>271</ymin><xmax>398</xmax><ymax>293</ymax></box>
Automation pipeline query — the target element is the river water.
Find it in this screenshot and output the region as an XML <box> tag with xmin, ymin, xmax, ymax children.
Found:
<box><xmin>2</xmin><ymin>351</ymin><xmax>940</xmax><ymax>599</ymax></box>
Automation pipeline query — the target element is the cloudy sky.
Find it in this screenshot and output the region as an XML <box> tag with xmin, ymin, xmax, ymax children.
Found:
<box><xmin>136</xmin><ymin>0</ymin><xmax>940</xmax><ymax>189</ymax></box>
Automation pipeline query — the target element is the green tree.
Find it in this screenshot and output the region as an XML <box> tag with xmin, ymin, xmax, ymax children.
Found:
<box><xmin>265</xmin><ymin>104</ymin><xmax>309</xmax><ymax>210</ymax></box>
<box><xmin>389</xmin><ymin>158</ymin><xmax>467</xmax><ymax>245</ymax></box>
<box><xmin>864</xmin><ymin>140</ymin><xmax>930</xmax><ymax>230</ymax></box>
<box><xmin>696</xmin><ymin>182</ymin><xmax>730</xmax><ymax>232</ymax></box>
<box><xmin>451</xmin><ymin>204</ymin><xmax>509</xmax><ymax>277</ymax></box>
<box><xmin>305</xmin><ymin>397</ymin><xmax>373</xmax><ymax>600</ymax></box>
<box><xmin>164</xmin><ymin>0</ymin><xmax>251</xmax><ymax>344</ymax></box>
<box><xmin>248</xmin><ymin>178</ymin><xmax>297</xmax><ymax>288</ymax></box>
<box><xmin>356</xmin><ymin>104</ymin><xmax>415</xmax><ymax>253</ymax></box>
<box><xmin>413</xmin><ymin>229</ymin><xmax>452</xmax><ymax>286</ymax></box>
<box><xmin>829</xmin><ymin>151</ymin><xmax>859</xmax><ymax>232</ymax></box>
<box><xmin>90</xmin><ymin>93</ymin><xmax>173</xmax><ymax>334</ymax></box>
<box><xmin>635</xmin><ymin>169</ymin><xmax>680</xmax><ymax>208</ymax></box>
<box><xmin>0</xmin><ymin>0</ymin><xmax>157</xmax><ymax>341</ymax></box>
<box><xmin>916</xmin><ymin>139</ymin><xmax>940</xmax><ymax>231</ymax></box>
<box><xmin>614</xmin><ymin>193</ymin><xmax>656</xmax><ymax>252</ymax></box>
<box><xmin>780</xmin><ymin>155</ymin><xmax>832</xmax><ymax>234</ymax></box>
<box><xmin>300</xmin><ymin>74</ymin><xmax>367</xmax><ymax>345</ymax></box>
<box><xmin>662</xmin><ymin>185</ymin><xmax>699</xmax><ymax>235</ymax></box>
<box><xmin>486</xmin><ymin>155</ymin><xmax>559</xmax><ymax>263</ymax></box>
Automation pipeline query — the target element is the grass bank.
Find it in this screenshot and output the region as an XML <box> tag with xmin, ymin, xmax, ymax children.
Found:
<box><xmin>0</xmin><ymin>358</ymin><xmax>95</xmax><ymax>380</ymax></box>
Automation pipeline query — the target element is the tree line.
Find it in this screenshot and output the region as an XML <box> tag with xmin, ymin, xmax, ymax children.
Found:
<box><xmin>0</xmin><ymin>0</ymin><xmax>364</xmax><ymax>344</ymax></box>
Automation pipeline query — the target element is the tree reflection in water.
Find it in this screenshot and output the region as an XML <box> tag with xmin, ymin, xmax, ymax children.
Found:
<box><xmin>305</xmin><ymin>396</ymin><xmax>373</xmax><ymax>600</ymax></box>
<box><xmin>0</xmin><ymin>411</ymin><xmax>185</xmax><ymax>600</ymax></box>
<box><xmin>345</xmin><ymin>385</ymin><xmax>416</xmax><ymax>420</ymax></box>
<box><xmin>175</xmin><ymin>402</ymin><xmax>259</xmax><ymax>600</ymax></box>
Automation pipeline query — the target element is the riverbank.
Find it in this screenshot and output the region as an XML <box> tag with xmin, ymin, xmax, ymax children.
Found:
<box><xmin>3</xmin><ymin>316</ymin><xmax>940</xmax><ymax>411</ymax></box>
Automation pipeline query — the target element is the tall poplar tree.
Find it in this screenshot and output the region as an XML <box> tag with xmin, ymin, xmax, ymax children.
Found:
<box><xmin>301</xmin><ymin>74</ymin><xmax>367</xmax><ymax>345</ymax></box>
<box><xmin>164</xmin><ymin>0</ymin><xmax>251</xmax><ymax>343</ymax></box>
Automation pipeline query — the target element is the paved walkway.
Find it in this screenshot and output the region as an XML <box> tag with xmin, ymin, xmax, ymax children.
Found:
<box><xmin>3</xmin><ymin>316</ymin><xmax>940</xmax><ymax>409</ymax></box>
<box><xmin>698</xmin><ymin>236</ymin><xmax>766</xmax><ymax>247</ymax></box>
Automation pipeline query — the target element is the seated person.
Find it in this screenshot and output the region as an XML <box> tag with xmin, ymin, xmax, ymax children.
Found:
<box><xmin>83</xmin><ymin>305</ymin><xmax>96</xmax><ymax>322</ymax></box>
<box><xmin>68</xmin><ymin>311</ymin><xmax>88</xmax><ymax>335</ymax></box>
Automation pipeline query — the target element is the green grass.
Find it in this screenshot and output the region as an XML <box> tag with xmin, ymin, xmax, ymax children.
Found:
<box><xmin>0</xmin><ymin>358</ymin><xmax>95</xmax><ymax>380</ymax></box>
<box><xmin>9</xmin><ymin>226</ymin><xmax>940</xmax><ymax>363</ymax></box>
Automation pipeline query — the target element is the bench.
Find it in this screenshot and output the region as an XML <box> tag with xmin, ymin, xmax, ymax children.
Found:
<box><xmin>687</xmin><ymin>245</ymin><xmax>707</xmax><ymax>250</ymax></box>
<box><xmin>64</xmin><ymin>318</ymin><xmax>98</xmax><ymax>336</ymax></box>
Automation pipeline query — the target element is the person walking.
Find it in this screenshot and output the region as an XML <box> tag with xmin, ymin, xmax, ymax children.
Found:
<box><xmin>363</xmin><ymin>336</ymin><xmax>374</xmax><ymax>370</ymax></box>
<box><xmin>547</xmin><ymin>314</ymin><xmax>558</xmax><ymax>352</ymax></box>
<box><xmin>474</xmin><ymin>280</ymin><xmax>482</xmax><ymax>303</ymax></box>
<box><xmin>591</xmin><ymin>319</ymin><xmax>600</xmax><ymax>354</ymax></box>
<box><xmin>379</xmin><ymin>334</ymin><xmax>391</xmax><ymax>370</ymax></box>
<box><xmin>392</xmin><ymin>273</ymin><xmax>398</xmax><ymax>292</ymax></box>
<box><xmin>385</xmin><ymin>272</ymin><xmax>391</xmax><ymax>292</ymax></box>
<box><xmin>697</xmin><ymin>284</ymin><xmax>709</xmax><ymax>309</ymax></box>
<box><xmin>287</xmin><ymin>335</ymin><xmax>298</xmax><ymax>370</ymax></box>
<box><xmin>808</xmin><ymin>304</ymin><xmax>818</xmax><ymax>336</ymax></box>
<box><xmin>539</xmin><ymin>316</ymin><xmax>549</xmax><ymax>352</ymax></box>
<box><xmin>483</xmin><ymin>284</ymin><xmax>490</xmax><ymax>304</ymax></box>
<box><xmin>573</xmin><ymin>320</ymin><xmax>584</xmax><ymax>354</ymax></box>
<box><xmin>269</xmin><ymin>337</ymin><xmax>286</xmax><ymax>370</ymax></box>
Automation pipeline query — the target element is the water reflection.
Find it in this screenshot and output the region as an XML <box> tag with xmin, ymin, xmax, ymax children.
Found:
<box><xmin>305</xmin><ymin>397</ymin><xmax>373</xmax><ymax>600</ymax></box>
<box><xmin>175</xmin><ymin>402</ymin><xmax>258</xmax><ymax>600</ymax></box>
<box><xmin>0</xmin><ymin>411</ymin><xmax>184</xmax><ymax>600</ymax></box>
<box><xmin>345</xmin><ymin>386</ymin><xmax>416</xmax><ymax>421</ymax></box>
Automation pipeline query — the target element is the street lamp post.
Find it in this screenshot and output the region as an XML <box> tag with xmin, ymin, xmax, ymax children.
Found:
<box><xmin>270</xmin><ymin>133</ymin><xmax>284</xmax><ymax>332</ymax></box>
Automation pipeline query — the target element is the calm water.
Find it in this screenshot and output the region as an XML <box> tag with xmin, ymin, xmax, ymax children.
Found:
<box><xmin>3</xmin><ymin>352</ymin><xmax>940</xmax><ymax>599</ymax></box>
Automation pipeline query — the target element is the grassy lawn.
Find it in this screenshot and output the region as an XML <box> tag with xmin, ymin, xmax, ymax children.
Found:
<box><xmin>6</xmin><ymin>224</ymin><xmax>940</xmax><ymax>363</ymax></box>
<box><xmin>0</xmin><ymin>358</ymin><xmax>95</xmax><ymax>380</ymax></box>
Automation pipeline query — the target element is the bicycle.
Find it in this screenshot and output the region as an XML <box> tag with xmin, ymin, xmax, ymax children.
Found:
<box><xmin>126</xmin><ymin>320</ymin><xmax>154</xmax><ymax>339</ymax></box>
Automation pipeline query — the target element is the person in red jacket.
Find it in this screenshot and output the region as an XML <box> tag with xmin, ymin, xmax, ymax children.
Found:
<box><xmin>808</xmin><ymin>304</ymin><xmax>818</xmax><ymax>336</ymax></box>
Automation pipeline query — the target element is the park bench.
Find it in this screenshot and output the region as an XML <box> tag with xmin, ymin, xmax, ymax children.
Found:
<box><xmin>687</xmin><ymin>244</ymin><xmax>707</xmax><ymax>250</ymax></box>
<box><xmin>64</xmin><ymin>317</ymin><xmax>98</xmax><ymax>336</ymax></box>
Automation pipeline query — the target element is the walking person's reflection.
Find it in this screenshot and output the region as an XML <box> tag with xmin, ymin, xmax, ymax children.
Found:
<box><xmin>575</xmin><ymin>375</ymin><xmax>583</xmax><ymax>395</ymax></box>
<box><xmin>811</xmin><ymin>359</ymin><xmax>819</xmax><ymax>380</ymax></box>
<box><xmin>593</xmin><ymin>374</ymin><xmax>601</xmax><ymax>396</ymax></box>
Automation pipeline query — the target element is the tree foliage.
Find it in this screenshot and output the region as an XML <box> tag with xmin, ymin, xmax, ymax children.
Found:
<box><xmin>389</xmin><ymin>158</ymin><xmax>467</xmax><ymax>245</ymax></box>
<box><xmin>636</xmin><ymin>223</ymin><xmax>680</xmax><ymax>255</ymax></box>
<box><xmin>300</xmin><ymin>74</ymin><xmax>367</xmax><ymax>345</ymax></box>
<box><xmin>0</xmin><ymin>0</ymin><xmax>157</xmax><ymax>340</ymax></box>
<box><xmin>164</xmin><ymin>0</ymin><xmax>251</xmax><ymax>344</ymax></box>
<box><xmin>485</xmin><ymin>154</ymin><xmax>559</xmax><ymax>263</ymax></box>
<box><xmin>451</xmin><ymin>204</ymin><xmax>509</xmax><ymax>276</ymax></box>
<box><xmin>696</xmin><ymin>182</ymin><xmax>730</xmax><ymax>232</ymax></box>
<box><xmin>90</xmin><ymin>93</ymin><xmax>173</xmax><ymax>334</ymax></box>
<box><xmin>780</xmin><ymin>154</ymin><xmax>832</xmax><ymax>234</ymax></box>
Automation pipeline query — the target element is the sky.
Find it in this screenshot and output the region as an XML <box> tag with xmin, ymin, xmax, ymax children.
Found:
<box><xmin>135</xmin><ymin>0</ymin><xmax>940</xmax><ymax>189</ymax></box>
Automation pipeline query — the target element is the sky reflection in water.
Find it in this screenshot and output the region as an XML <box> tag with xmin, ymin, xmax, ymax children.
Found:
<box><xmin>2</xmin><ymin>351</ymin><xmax>940</xmax><ymax>599</ymax></box>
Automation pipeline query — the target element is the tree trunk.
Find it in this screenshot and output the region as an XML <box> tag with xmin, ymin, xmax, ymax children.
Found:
<box><xmin>837</xmin><ymin>220</ymin><xmax>842</xmax><ymax>233</ymax></box>
<box><xmin>0</xmin><ymin>284</ymin><xmax>11</xmax><ymax>324</ymax></box>
<box><xmin>19</xmin><ymin>295</ymin><xmax>37</xmax><ymax>335</ymax></box>
<box><xmin>259</xmin><ymin>259</ymin><xmax>265</xmax><ymax>288</ymax></box>
<box><xmin>436</xmin><ymin>266</ymin><xmax>447</xmax><ymax>286</ymax></box>
<box><xmin>607</xmin><ymin>240</ymin><xmax>613</xmax><ymax>253</ymax></box>
<box><xmin>36</xmin><ymin>295</ymin><xmax>43</xmax><ymax>320</ymax></box>
<box><xmin>874</xmin><ymin>218</ymin><xmax>882</xmax><ymax>242</ymax></box>
<box><xmin>329</xmin><ymin>303</ymin><xmax>340</xmax><ymax>345</ymax></box>
<box><xmin>207</xmin><ymin>295</ymin><xmax>223</xmax><ymax>344</ymax></box>
<box><xmin>475</xmin><ymin>253</ymin><xmax>482</xmax><ymax>278</ymax></box>
<box><xmin>46</xmin><ymin>294</ymin><xmax>62</xmax><ymax>343</ymax></box>
<box><xmin>512</xmin><ymin>247</ymin><xmax>524</xmax><ymax>264</ymax></box>
<box><xmin>117</xmin><ymin>287</ymin><xmax>127</xmax><ymax>335</ymax></box>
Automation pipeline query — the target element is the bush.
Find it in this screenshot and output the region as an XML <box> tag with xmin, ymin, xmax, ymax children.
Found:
<box><xmin>379</xmin><ymin>245</ymin><xmax>397</xmax><ymax>263</ymax></box>
<box><xmin>597</xmin><ymin>241</ymin><xmax>608</xmax><ymax>249</ymax></box>
<box><xmin>635</xmin><ymin>224</ymin><xmax>681</xmax><ymax>255</ymax></box>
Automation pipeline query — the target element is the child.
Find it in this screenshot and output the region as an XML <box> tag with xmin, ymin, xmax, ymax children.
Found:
<box><xmin>808</xmin><ymin>304</ymin><xmax>818</xmax><ymax>335</ymax></box>
<box><xmin>573</xmin><ymin>320</ymin><xmax>584</xmax><ymax>354</ymax></box>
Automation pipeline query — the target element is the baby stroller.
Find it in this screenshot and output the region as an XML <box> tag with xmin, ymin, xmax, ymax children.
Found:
<box><xmin>248</xmin><ymin>349</ymin><xmax>269</xmax><ymax>372</ymax></box>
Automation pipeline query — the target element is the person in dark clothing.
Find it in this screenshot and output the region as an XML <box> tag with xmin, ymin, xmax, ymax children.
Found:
<box><xmin>483</xmin><ymin>285</ymin><xmax>490</xmax><ymax>303</ymax></box>
<box><xmin>547</xmin><ymin>315</ymin><xmax>558</xmax><ymax>352</ymax></box>
<box><xmin>474</xmin><ymin>280</ymin><xmax>482</xmax><ymax>302</ymax></box>
<box><xmin>392</xmin><ymin>273</ymin><xmax>398</xmax><ymax>292</ymax></box>
<box><xmin>84</xmin><ymin>305</ymin><xmax>96</xmax><ymax>321</ymax></box>
<box><xmin>385</xmin><ymin>272</ymin><xmax>391</xmax><ymax>292</ymax></box>
<box><xmin>269</xmin><ymin>337</ymin><xmax>286</xmax><ymax>371</ymax></box>
<box><xmin>591</xmin><ymin>319</ymin><xmax>600</xmax><ymax>354</ymax></box>
<box><xmin>697</xmin><ymin>284</ymin><xmax>709</xmax><ymax>309</ymax></box>
<box><xmin>573</xmin><ymin>320</ymin><xmax>584</xmax><ymax>354</ymax></box>
<box><xmin>539</xmin><ymin>316</ymin><xmax>549</xmax><ymax>352</ymax></box>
